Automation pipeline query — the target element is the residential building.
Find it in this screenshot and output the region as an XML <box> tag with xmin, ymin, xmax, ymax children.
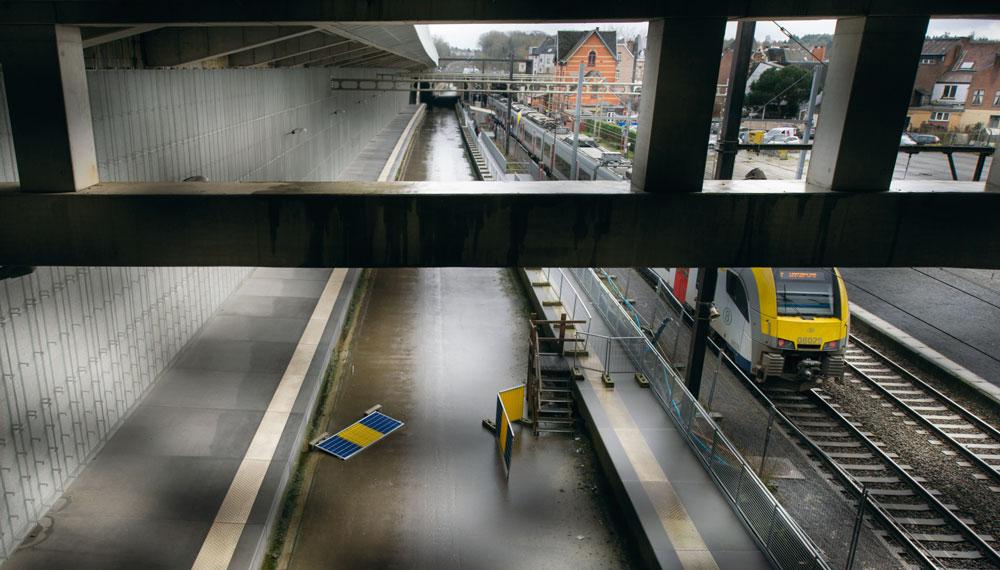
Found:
<box><xmin>907</xmin><ymin>38</ymin><xmax>1000</xmax><ymax>132</ymax></box>
<box><xmin>529</xmin><ymin>36</ymin><xmax>556</xmax><ymax>75</ymax></box>
<box><xmin>552</xmin><ymin>28</ymin><xmax>621</xmax><ymax>118</ymax></box>
<box><xmin>616</xmin><ymin>37</ymin><xmax>644</xmax><ymax>83</ymax></box>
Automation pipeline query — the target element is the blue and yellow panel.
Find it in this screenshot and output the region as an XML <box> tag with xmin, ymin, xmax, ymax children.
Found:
<box><xmin>495</xmin><ymin>389</ymin><xmax>522</xmax><ymax>478</ymax></box>
<box><xmin>314</xmin><ymin>411</ymin><xmax>404</xmax><ymax>460</ymax></box>
<box><xmin>498</xmin><ymin>385</ymin><xmax>524</xmax><ymax>422</ymax></box>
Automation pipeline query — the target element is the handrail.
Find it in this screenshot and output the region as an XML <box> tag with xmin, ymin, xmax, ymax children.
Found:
<box><xmin>569</xmin><ymin>267</ymin><xmax>831</xmax><ymax>570</ymax></box>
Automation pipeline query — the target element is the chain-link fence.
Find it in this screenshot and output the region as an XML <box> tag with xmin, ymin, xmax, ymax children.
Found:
<box><xmin>594</xmin><ymin>268</ymin><xmax>935</xmax><ymax>570</ymax></box>
<box><xmin>568</xmin><ymin>267</ymin><xmax>832</xmax><ymax>570</ymax></box>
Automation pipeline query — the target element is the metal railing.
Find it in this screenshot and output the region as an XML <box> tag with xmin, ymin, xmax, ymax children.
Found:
<box><xmin>540</xmin><ymin>267</ymin><xmax>592</xmax><ymax>351</ymax></box>
<box><xmin>568</xmin><ymin>267</ymin><xmax>831</xmax><ymax>570</ymax></box>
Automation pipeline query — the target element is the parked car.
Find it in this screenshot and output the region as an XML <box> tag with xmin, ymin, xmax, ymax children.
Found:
<box><xmin>762</xmin><ymin>126</ymin><xmax>799</xmax><ymax>144</ymax></box>
<box><xmin>907</xmin><ymin>132</ymin><xmax>941</xmax><ymax>145</ymax></box>
<box><xmin>900</xmin><ymin>133</ymin><xmax>918</xmax><ymax>146</ymax></box>
<box><xmin>766</xmin><ymin>134</ymin><xmax>801</xmax><ymax>144</ymax></box>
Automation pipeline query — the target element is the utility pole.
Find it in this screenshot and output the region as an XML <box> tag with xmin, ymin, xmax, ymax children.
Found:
<box><xmin>505</xmin><ymin>51</ymin><xmax>514</xmax><ymax>155</ymax></box>
<box><xmin>714</xmin><ymin>21</ymin><xmax>756</xmax><ymax>180</ymax></box>
<box><xmin>796</xmin><ymin>63</ymin><xmax>825</xmax><ymax>179</ymax></box>
<box><xmin>684</xmin><ymin>268</ymin><xmax>718</xmax><ymax>398</ymax></box>
<box><xmin>622</xmin><ymin>34</ymin><xmax>641</xmax><ymax>155</ymax></box>
<box><xmin>571</xmin><ymin>61</ymin><xmax>584</xmax><ymax>180</ymax></box>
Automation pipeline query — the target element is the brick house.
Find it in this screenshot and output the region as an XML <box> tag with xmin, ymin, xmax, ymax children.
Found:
<box><xmin>907</xmin><ymin>38</ymin><xmax>1000</xmax><ymax>132</ymax></box>
<box><xmin>551</xmin><ymin>29</ymin><xmax>621</xmax><ymax>117</ymax></box>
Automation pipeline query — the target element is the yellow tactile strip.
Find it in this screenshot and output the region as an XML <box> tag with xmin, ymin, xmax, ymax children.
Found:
<box><xmin>191</xmin><ymin>269</ymin><xmax>347</xmax><ymax>570</ymax></box>
<box><xmin>579</xmin><ymin>344</ymin><xmax>720</xmax><ymax>569</ymax></box>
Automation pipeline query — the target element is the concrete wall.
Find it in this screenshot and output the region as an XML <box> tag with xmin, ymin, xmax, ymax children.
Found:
<box><xmin>0</xmin><ymin>67</ymin><xmax>409</xmax><ymax>183</ymax></box>
<box><xmin>0</xmin><ymin>267</ymin><xmax>253</xmax><ymax>559</ymax></box>
<box><xmin>0</xmin><ymin>67</ymin><xmax>409</xmax><ymax>560</ymax></box>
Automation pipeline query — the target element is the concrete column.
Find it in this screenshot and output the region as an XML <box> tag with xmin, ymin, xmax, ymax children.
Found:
<box><xmin>987</xmin><ymin>155</ymin><xmax>1000</xmax><ymax>192</ymax></box>
<box><xmin>631</xmin><ymin>17</ymin><xmax>725</xmax><ymax>192</ymax></box>
<box><xmin>806</xmin><ymin>16</ymin><xmax>927</xmax><ymax>191</ymax></box>
<box><xmin>0</xmin><ymin>25</ymin><xmax>98</xmax><ymax>192</ymax></box>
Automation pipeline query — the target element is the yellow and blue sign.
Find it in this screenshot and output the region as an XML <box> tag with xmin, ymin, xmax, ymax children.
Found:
<box><xmin>314</xmin><ymin>411</ymin><xmax>404</xmax><ymax>460</ymax></box>
<box><xmin>495</xmin><ymin>385</ymin><xmax>525</xmax><ymax>477</ymax></box>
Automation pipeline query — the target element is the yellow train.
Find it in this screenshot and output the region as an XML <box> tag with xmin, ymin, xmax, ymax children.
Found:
<box><xmin>655</xmin><ymin>268</ymin><xmax>850</xmax><ymax>383</ymax></box>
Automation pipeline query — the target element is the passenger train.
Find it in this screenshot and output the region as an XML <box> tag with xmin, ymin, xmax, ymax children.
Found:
<box><xmin>655</xmin><ymin>268</ymin><xmax>849</xmax><ymax>383</ymax></box>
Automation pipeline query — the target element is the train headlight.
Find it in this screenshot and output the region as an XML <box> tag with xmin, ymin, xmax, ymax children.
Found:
<box><xmin>823</xmin><ymin>339</ymin><xmax>841</xmax><ymax>351</ymax></box>
<box><xmin>776</xmin><ymin>338</ymin><xmax>793</xmax><ymax>349</ymax></box>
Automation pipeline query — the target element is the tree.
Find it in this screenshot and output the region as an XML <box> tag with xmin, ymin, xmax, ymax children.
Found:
<box><xmin>745</xmin><ymin>65</ymin><xmax>811</xmax><ymax>118</ymax></box>
<box><xmin>433</xmin><ymin>36</ymin><xmax>452</xmax><ymax>59</ymax></box>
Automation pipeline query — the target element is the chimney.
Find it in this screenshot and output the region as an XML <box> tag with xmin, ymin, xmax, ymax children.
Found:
<box><xmin>811</xmin><ymin>45</ymin><xmax>826</xmax><ymax>62</ymax></box>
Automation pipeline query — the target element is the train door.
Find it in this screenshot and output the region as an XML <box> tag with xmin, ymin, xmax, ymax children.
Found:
<box><xmin>674</xmin><ymin>268</ymin><xmax>689</xmax><ymax>303</ymax></box>
<box><xmin>715</xmin><ymin>270</ymin><xmax>753</xmax><ymax>369</ymax></box>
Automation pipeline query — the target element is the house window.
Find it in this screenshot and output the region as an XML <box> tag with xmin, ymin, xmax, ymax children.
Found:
<box><xmin>587</xmin><ymin>50</ymin><xmax>596</xmax><ymax>67</ymax></box>
<box><xmin>941</xmin><ymin>84</ymin><xmax>958</xmax><ymax>99</ymax></box>
<box><xmin>931</xmin><ymin>111</ymin><xmax>951</xmax><ymax>122</ymax></box>
<box><xmin>994</xmin><ymin>91</ymin><xmax>1000</xmax><ymax>106</ymax></box>
<box><xmin>959</xmin><ymin>61</ymin><xmax>974</xmax><ymax>70</ymax></box>
<box><xmin>972</xmin><ymin>89</ymin><xmax>984</xmax><ymax>105</ymax></box>
<box><xmin>920</xmin><ymin>57</ymin><xmax>937</xmax><ymax>64</ymax></box>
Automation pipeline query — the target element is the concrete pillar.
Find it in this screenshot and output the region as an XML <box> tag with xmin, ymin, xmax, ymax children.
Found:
<box><xmin>806</xmin><ymin>16</ymin><xmax>927</xmax><ymax>191</ymax></box>
<box><xmin>987</xmin><ymin>155</ymin><xmax>1000</xmax><ymax>192</ymax></box>
<box><xmin>0</xmin><ymin>25</ymin><xmax>98</xmax><ymax>192</ymax></box>
<box><xmin>631</xmin><ymin>17</ymin><xmax>725</xmax><ymax>192</ymax></box>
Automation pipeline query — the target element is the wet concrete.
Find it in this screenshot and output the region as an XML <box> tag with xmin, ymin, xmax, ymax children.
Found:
<box><xmin>402</xmin><ymin>106</ymin><xmax>475</xmax><ymax>182</ymax></box>
<box><xmin>286</xmin><ymin>105</ymin><xmax>634</xmax><ymax>568</ymax></box>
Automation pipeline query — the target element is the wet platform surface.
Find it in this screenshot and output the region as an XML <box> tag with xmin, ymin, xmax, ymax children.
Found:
<box><xmin>842</xmin><ymin>268</ymin><xmax>1000</xmax><ymax>385</ymax></box>
<box><xmin>526</xmin><ymin>269</ymin><xmax>771</xmax><ymax>570</ymax></box>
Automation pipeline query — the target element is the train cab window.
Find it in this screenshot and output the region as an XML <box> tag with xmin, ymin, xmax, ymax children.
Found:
<box><xmin>726</xmin><ymin>271</ymin><xmax>749</xmax><ymax>320</ymax></box>
<box><xmin>773</xmin><ymin>268</ymin><xmax>836</xmax><ymax>317</ymax></box>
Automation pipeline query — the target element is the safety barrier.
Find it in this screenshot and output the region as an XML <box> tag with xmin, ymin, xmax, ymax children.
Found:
<box><xmin>540</xmin><ymin>267</ymin><xmax>592</xmax><ymax>351</ymax></box>
<box><xmin>568</xmin><ymin>267</ymin><xmax>831</xmax><ymax>570</ymax></box>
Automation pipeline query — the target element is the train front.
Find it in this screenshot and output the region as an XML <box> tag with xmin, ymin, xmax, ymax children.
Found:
<box><xmin>752</xmin><ymin>268</ymin><xmax>849</xmax><ymax>383</ymax></box>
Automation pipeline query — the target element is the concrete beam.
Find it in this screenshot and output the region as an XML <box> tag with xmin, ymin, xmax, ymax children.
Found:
<box><xmin>227</xmin><ymin>31</ymin><xmax>347</xmax><ymax>67</ymax></box>
<box><xmin>632</xmin><ymin>18</ymin><xmax>725</xmax><ymax>192</ymax></box>
<box><xmin>0</xmin><ymin>25</ymin><xmax>98</xmax><ymax>192</ymax></box>
<box><xmin>2</xmin><ymin>1</ymin><xmax>995</xmax><ymax>25</ymax></box>
<box><xmin>806</xmin><ymin>16</ymin><xmax>927</xmax><ymax>191</ymax></box>
<box><xmin>1</xmin><ymin>180</ymin><xmax>998</xmax><ymax>268</ymax></box>
<box><xmin>81</xmin><ymin>24</ymin><xmax>160</xmax><ymax>48</ymax></box>
<box><xmin>142</xmin><ymin>26</ymin><xmax>316</xmax><ymax>67</ymax></box>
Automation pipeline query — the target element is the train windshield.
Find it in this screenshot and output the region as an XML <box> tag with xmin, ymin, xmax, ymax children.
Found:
<box><xmin>772</xmin><ymin>268</ymin><xmax>836</xmax><ymax>317</ymax></box>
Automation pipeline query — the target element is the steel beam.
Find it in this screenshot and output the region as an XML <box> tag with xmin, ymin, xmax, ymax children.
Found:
<box><xmin>278</xmin><ymin>43</ymin><xmax>371</xmax><ymax>67</ymax></box>
<box><xmin>81</xmin><ymin>24</ymin><xmax>160</xmax><ymax>48</ymax></box>
<box><xmin>2</xmin><ymin>1</ymin><xmax>995</xmax><ymax>25</ymax></box>
<box><xmin>632</xmin><ymin>18</ymin><xmax>726</xmax><ymax>192</ymax></box>
<box><xmin>228</xmin><ymin>32</ymin><xmax>348</xmax><ymax>66</ymax></box>
<box><xmin>142</xmin><ymin>26</ymin><xmax>316</xmax><ymax>67</ymax></box>
<box><xmin>713</xmin><ymin>20</ymin><xmax>755</xmax><ymax>181</ymax></box>
<box><xmin>1</xmin><ymin>180</ymin><xmax>998</xmax><ymax>268</ymax></box>
<box><xmin>806</xmin><ymin>16</ymin><xmax>928</xmax><ymax>191</ymax></box>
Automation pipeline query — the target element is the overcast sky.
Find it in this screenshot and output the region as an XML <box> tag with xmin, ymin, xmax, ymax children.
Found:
<box><xmin>430</xmin><ymin>19</ymin><xmax>1000</xmax><ymax>50</ymax></box>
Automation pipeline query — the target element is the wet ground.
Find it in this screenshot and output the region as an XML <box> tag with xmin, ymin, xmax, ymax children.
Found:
<box><xmin>284</xmin><ymin>106</ymin><xmax>634</xmax><ymax>568</ymax></box>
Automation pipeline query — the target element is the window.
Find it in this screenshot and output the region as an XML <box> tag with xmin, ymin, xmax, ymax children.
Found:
<box><xmin>587</xmin><ymin>50</ymin><xmax>596</xmax><ymax>67</ymax></box>
<box><xmin>941</xmin><ymin>84</ymin><xmax>958</xmax><ymax>99</ymax></box>
<box><xmin>920</xmin><ymin>57</ymin><xmax>937</xmax><ymax>64</ymax></box>
<box><xmin>772</xmin><ymin>269</ymin><xmax>836</xmax><ymax>317</ymax></box>
<box><xmin>959</xmin><ymin>60</ymin><xmax>974</xmax><ymax>70</ymax></box>
<box><xmin>931</xmin><ymin>111</ymin><xmax>951</xmax><ymax>122</ymax></box>
<box><xmin>726</xmin><ymin>271</ymin><xmax>749</xmax><ymax>321</ymax></box>
<box><xmin>972</xmin><ymin>89</ymin><xmax>984</xmax><ymax>105</ymax></box>
<box><xmin>994</xmin><ymin>91</ymin><xmax>1000</xmax><ymax>106</ymax></box>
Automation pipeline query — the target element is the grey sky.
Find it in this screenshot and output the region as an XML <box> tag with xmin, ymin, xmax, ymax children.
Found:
<box><xmin>429</xmin><ymin>19</ymin><xmax>1000</xmax><ymax>50</ymax></box>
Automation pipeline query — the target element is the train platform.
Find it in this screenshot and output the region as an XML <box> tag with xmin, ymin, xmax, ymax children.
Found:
<box><xmin>2</xmin><ymin>105</ymin><xmax>423</xmax><ymax>569</ymax></box>
<box><xmin>523</xmin><ymin>269</ymin><xmax>772</xmax><ymax>570</ymax></box>
<box><xmin>842</xmin><ymin>268</ymin><xmax>1000</xmax><ymax>394</ymax></box>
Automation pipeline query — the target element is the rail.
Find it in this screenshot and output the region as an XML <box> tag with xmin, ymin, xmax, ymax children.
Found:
<box><xmin>568</xmin><ymin>267</ymin><xmax>831</xmax><ymax>570</ymax></box>
<box><xmin>719</xmin><ymin>142</ymin><xmax>994</xmax><ymax>182</ymax></box>
<box><xmin>540</xmin><ymin>267</ymin><xmax>592</xmax><ymax>352</ymax></box>
<box><xmin>633</xmin><ymin>268</ymin><xmax>938</xmax><ymax>569</ymax></box>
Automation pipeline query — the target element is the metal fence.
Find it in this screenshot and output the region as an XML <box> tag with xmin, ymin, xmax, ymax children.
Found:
<box><xmin>602</xmin><ymin>268</ymin><xmax>928</xmax><ymax>570</ymax></box>
<box><xmin>540</xmin><ymin>267</ymin><xmax>592</xmax><ymax>352</ymax></box>
<box><xmin>568</xmin><ymin>267</ymin><xmax>831</xmax><ymax>570</ymax></box>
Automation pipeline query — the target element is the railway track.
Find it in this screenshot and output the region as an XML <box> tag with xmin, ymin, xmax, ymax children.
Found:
<box><xmin>844</xmin><ymin>334</ymin><xmax>1000</xmax><ymax>490</ymax></box>
<box><xmin>765</xmin><ymin>382</ymin><xmax>1000</xmax><ymax>567</ymax></box>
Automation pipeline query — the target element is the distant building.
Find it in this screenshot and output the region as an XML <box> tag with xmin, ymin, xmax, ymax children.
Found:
<box><xmin>529</xmin><ymin>37</ymin><xmax>556</xmax><ymax>75</ymax></box>
<box><xmin>907</xmin><ymin>37</ymin><xmax>1000</xmax><ymax>132</ymax></box>
<box><xmin>551</xmin><ymin>28</ymin><xmax>621</xmax><ymax>117</ymax></box>
<box><xmin>616</xmin><ymin>38</ymin><xmax>644</xmax><ymax>83</ymax></box>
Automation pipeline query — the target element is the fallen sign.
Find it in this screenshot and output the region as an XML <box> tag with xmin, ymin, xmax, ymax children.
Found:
<box><xmin>311</xmin><ymin>409</ymin><xmax>404</xmax><ymax>460</ymax></box>
<box><xmin>494</xmin><ymin>385</ymin><xmax>525</xmax><ymax>478</ymax></box>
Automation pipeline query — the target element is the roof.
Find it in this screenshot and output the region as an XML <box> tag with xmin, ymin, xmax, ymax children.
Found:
<box><xmin>557</xmin><ymin>29</ymin><xmax>617</xmax><ymax>64</ymax></box>
<box><xmin>952</xmin><ymin>41</ymin><xmax>1000</xmax><ymax>72</ymax></box>
<box><xmin>922</xmin><ymin>38</ymin><xmax>963</xmax><ymax>56</ymax></box>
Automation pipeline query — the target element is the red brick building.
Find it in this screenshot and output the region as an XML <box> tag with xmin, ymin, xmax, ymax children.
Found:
<box><xmin>551</xmin><ymin>29</ymin><xmax>621</xmax><ymax>117</ymax></box>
